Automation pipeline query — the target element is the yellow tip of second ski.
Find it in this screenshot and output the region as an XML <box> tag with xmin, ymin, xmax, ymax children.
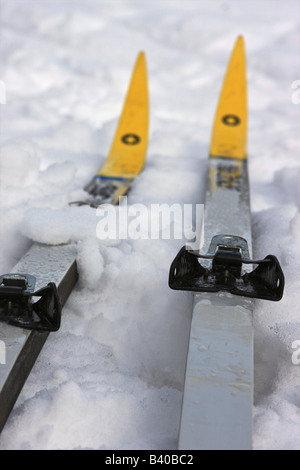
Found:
<box><xmin>210</xmin><ymin>36</ymin><xmax>247</xmax><ymax>160</ymax></box>
<box><xmin>98</xmin><ymin>51</ymin><xmax>149</xmax><ymax>179</ymax></box>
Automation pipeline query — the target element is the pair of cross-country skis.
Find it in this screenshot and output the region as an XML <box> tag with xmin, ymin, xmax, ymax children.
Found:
<box><xmin>0</xmin><ymin>37</ymin><xmax>284</xmax><ymax>449</ymax></box>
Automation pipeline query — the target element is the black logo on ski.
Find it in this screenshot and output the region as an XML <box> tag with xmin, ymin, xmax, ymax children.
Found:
<box><xmin>121</xmin><ymin>133</ymin><xmax>140</xmax><ymax>145</ymax></box>
<box><xmin>222</xmin><ymin>114</ymin><xmax>240</xmax><ymax>126</ymax></box>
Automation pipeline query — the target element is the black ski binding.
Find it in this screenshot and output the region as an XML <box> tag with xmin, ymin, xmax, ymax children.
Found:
<box><xmin>0</xmin><ymin>273</ymin><xmax>61</xmax><ymax>331</ymax></box>
<box><xmin>169</xmin><ymin>235</ymin><xmax>284</xmax><ymax>301</ymax></box>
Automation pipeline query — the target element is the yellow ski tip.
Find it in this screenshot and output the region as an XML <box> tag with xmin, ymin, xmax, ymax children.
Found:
<box><xmin>235</xmin><ymin>34</ymin><xmax>245</xmax><ymax>46</ymax></box>
<box><xmin>137</xmin><ymin>50</ymin><xmax>146</xmax><ymax>60</ymax></box>
<box><xmin>210</xmin><ymin>36</ymin><xmax>247</xmax><ymax>160</ymax></box>
<box><xmin>134</xmin><ymin>51</ymin><xmax>147</xmax><ymax>71</ymax></box>
<box><xmin>98</xmin><ymin>51</ymin><xmax>149</xmax><ymax>179</ymax></box>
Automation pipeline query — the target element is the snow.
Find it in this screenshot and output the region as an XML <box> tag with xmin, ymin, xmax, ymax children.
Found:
<box><xmin>0</xmin><ymin>0</ymin><xmax>299</xmax><ymax>450</ymax></box>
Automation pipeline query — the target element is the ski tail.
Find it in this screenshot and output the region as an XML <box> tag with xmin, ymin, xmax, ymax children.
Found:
<box><xmin>209</xmin><ymin>35</ymin><xmax>247</xmax><ymax>160</ymax></box>
<box><xmin>98</xmin><ymin>51</ymin><xmax>149</xmax><ymax>179</ymax></box>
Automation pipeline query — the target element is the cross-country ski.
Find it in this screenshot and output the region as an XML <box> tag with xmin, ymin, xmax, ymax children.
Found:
<box><xmin>0</xmin><ymin>52</ymin><xmax>149</xmax><ymax>433</ymax></box>
<box><xmin>169</xmin><ymin>36</ymin><xmax>284</xmax><ymax>450</ymax></box>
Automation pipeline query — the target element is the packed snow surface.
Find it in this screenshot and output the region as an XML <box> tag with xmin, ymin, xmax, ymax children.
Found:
<box><xmin>0</xmin><ymin>0</ymin><xmax>300</xmax><ymax>450</ymax></box>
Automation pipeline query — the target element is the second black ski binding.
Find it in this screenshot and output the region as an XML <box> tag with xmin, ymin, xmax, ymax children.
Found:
<box><xmin>0</xmin><ymin>273</ymin><xmax>61</xmax><ymax>331</ymax></box>
<box><xmin>169</xmin><ymin>235</ymin><xmax>284</xmax><ymax>301</ymax></box>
